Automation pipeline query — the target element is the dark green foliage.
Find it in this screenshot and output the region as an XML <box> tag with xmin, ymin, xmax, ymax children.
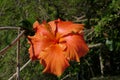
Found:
<box><xmin>0</xmin><ymin>0</ymin><xmax>120</xmax><ymax>80</ymax></box>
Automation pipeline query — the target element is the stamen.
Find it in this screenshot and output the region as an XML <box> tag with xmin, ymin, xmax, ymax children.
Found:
<box><xmin>54</xmin><ymin>20</ymin><xmax>59</xmax><ymax>37</ymax></box>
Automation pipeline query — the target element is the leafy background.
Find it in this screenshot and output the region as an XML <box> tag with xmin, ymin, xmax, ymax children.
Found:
<box><xmin>0</xmin><ymin>0</ymin><xmax>120</xmax><ymax>80</ymax></box>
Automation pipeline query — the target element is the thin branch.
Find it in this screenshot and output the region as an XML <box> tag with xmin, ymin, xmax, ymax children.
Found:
<box><xmin>84</xmin><ymin>28</ymin><xmax>94</xmax><ymax>37</ymax></box>
<box><xmin>61</xmin><ymin>74</ymin><xmax>71</xmax><ymax>80</ymax></box>
<box><xmin>99</xmin><ymin>52</ymin><xmax>104</xmax><ymax>77</ymax></box>
<box><xmin>72</xmin><ymin>15</ymin><xmax>85</xmax><ymax>20</ymax></box>
<box><xmin>0</xmin><ymin>30</ymin><xmax>25</xmax><ymax>55</ymax></box>
<box><xmin>73</xmin><ymin>18</ymin><xmax>99</xmax><ymax>23</ymax></box>
<box><xmin>16</xmin><ymin>29</ymin><xmax>20</xmax><ymax>80</ymax></box>
<box><xmin>8</xmin><ymin>59</ymin><xmax>31</xmax><ymax>80</ymax></box>
<box><xmin>0</xmin><ymin>27</ymin><xmax>21</xmax><ymax>30</ymax></box>
<box><xmin>88</xmin><ymin>43</ymin><xmax>103</xmax><ymax>48</ymax></box>
<box><xmin>61</xmin><ymin>73</ymin><xmax>76</xmax><ymax>80</ymax></box>
<box><xmin>73</xmin><ymin>19</ymin><xmax>87</xmax><ymax>23</ymax></box>
<box><xmin>84</xmin><ymin>59</ymin><xmax>94</xmax><ymax>77</ymax></box>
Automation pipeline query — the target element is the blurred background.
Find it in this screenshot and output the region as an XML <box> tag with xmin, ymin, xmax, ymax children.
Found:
<box><xmin>0</xmin><ymin>0</ymin><xmax>120</xmax><ymax>80</ymax></box>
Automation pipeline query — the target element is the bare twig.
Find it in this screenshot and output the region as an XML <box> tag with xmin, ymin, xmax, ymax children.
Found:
<box><xmin>73</xmin><ymin>18</ymin><xmax>99</xmax><ymax>23</ymax></box>
<box><xmin>61</xmin><ymin>74</ymin><xmax>71</xmax><ymax>80</ymax></box>
<box><xmin>84</xmin><ymin>59</ymin><xmax>94</xmax><ymax>77</ymax></box>
<box><xmin>16</xmin><ymin>29</ymin><xmax>20</xmax><ymax>80</ymax></box>
<box><xmin>84</xmin><ymin>28</ymin><xmax>94</xmax><ymax>37</ymax></box>
<box><xmin>73</xmin><ymin>15</ymin><xmax>85</xmax><ymax>20</ymax></box>
<box><xmin>74</xmin><ymin>19</ymin><xmax>87</xmax><ymax>23</ymax></box>
<box><xmin>99</xmin><ymin>52</ymin><xmax>104</xmax><ymax>77</ymax></box>
<box><xmin>61</xmin><ymin>73</ymin><xmax>77</xmax><ymax>80</ymax></box>
<box><xmin>8</xmin><ymin>59</ymin><xmax>31</xmax><ymax>80</ymax></box>
<box><xmin>88</xmin><ymin>43</ymin><xmax>103</xmax><ymax>48</ymax></box>
<box><xmin>0</xmin><ymin>30</ymin><xmax>25</xmax><ymax>55</ymax></box>
<box><xmin>0</xmin><ymin>27</ymin><xmax>21</xmax><ymax>30</ymax></box>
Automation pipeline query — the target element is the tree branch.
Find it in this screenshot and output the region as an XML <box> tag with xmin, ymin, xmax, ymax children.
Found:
<box><xmin>8</xmin><ymin>59</ymin><xmax>31</xmax><ymax>80</ymax></box>
<box><xmin>88</xmin><ymin>43</ymin><xmax>103</xmax><ymax>48</ymax></box>
<box><xmin>0</xmin><ymin>27</ymin><xmax>21</xmax><ymax>30</ymax></box>
<box><xmin>61</xmin><ymin>73</ymin><xmax>76</xmax><ymax>80</ymax></box>
<box><xmin>0</xmin><ymin>30</ymin><xmax>25</xmax><ymax>55</ymax></box>
<box><xmin>61</xmin><ymin>74</ymin><xmax>71</xmax><ymax>80</ymax></box>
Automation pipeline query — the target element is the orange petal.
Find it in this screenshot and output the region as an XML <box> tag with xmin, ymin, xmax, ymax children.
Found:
<box><xmin>61</xmin><ymin>34</ymin><xmax>89</xmax><ymax>62</ymax></box>
<box><xmin>33</xmin><ymin>21</ymin><xmax>54</xmax><ymax>38</ymax></box>
<box><xmin>48</xmin><ymin>19</ymin><xmax>84</xmax><ymax>37</ymax></box>
<box><xmin>39</xmin><ymin>45</ymin><xmax>70</xmax><ymax>76</ymax></box>
<box><xmin>33</xmin><ymin>21</ymin><xmax>40</xmax><ymax>30</ymax></box>
<box><xmin>28</xmin><ymin>21</ymin><xmax>56</xmax><ymax>60</ymax></box>
<box><xmin>58</xmin><ymin>21</ymin><xmax>84</xmax><ymax>35</ymax></box>
<box><xmin>28</xmin><ymin>34</ymin><xmax>53</xmax><ymax>60</ymax></box>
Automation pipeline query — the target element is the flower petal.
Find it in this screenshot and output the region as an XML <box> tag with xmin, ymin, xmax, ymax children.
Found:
<box><xmin>28</xmin><ymin>21</ymin><xmax>56</xmax><ymax>60</ymax></box>
<box><xmin>58</xmin><ymin>21</ymin><xmax>84</xmax><ymax>35</ymax></box>
<box><xmin>39</xmin><ymin>45</ymin><xmax>70</xmax><ymax>76</ymax></box>
<box><xmin>48</xmin><ymin>19</ymin><xmax>84</xmax><ymax>37</ymax></box>
<box><xmin>28</xmin><ymin>34</ymin><xmax>53</xmax><ymax>60</ymax></box>
<box><xmin>61</xmin><ymin>34</ymin><xmax>89</xmax><ymax>62</ymax></box>
<box><xmin>33</xmin><ymin>21</ymin><xmax>54</xmax><ymax>38</ymax></box>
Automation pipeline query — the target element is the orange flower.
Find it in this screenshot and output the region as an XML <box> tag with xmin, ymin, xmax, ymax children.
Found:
<box><xmin>28</xmin><ymin>19</ymin><xmax>89</xmax><ymax>76</ymax></box>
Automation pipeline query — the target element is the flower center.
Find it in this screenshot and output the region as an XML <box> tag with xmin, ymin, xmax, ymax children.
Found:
<box><xmin>53</xmin><ymin>38</ymin><xmax>59</xmax><ymax>44</ymax></box>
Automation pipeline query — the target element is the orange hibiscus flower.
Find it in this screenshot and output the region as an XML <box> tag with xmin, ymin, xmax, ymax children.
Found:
<box><xmin>28</xmin><ymin>19</ymin><xmax>89</xmax><ymax>76</ymax></box>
